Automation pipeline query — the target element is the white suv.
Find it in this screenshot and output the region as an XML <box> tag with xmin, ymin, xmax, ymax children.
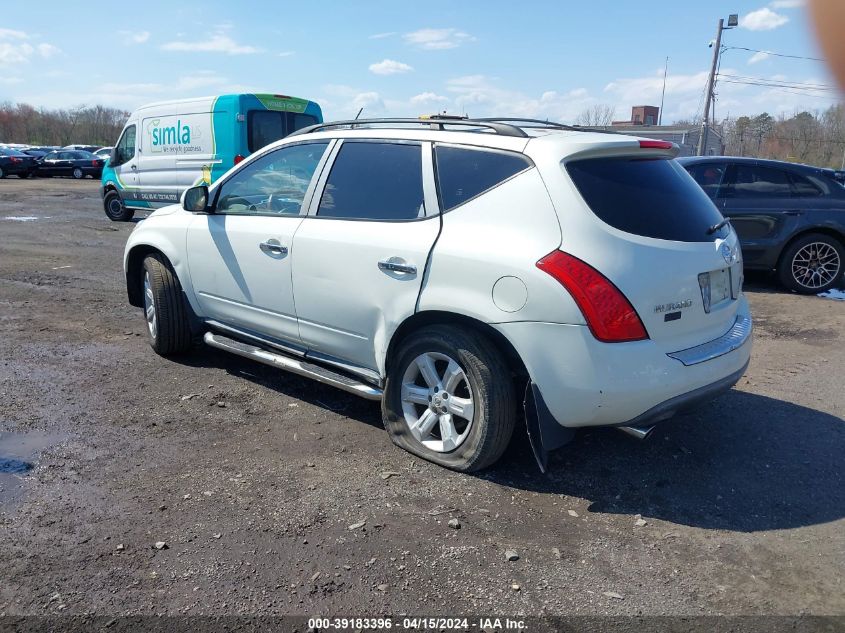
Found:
<box><xmin>124</xmin><ymin>117</ymin><xmax>752</xmax><ymax>472</ymax></box>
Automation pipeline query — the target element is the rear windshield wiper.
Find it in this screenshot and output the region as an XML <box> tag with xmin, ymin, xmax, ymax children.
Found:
<box><xmin>707</xmin><ymin>218</ymin><xmax>731</xmax><ymax>235</ymax></box>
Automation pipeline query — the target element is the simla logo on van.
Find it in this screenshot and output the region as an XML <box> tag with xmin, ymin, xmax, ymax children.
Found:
<box><xmin>147</xmin><ymin>118</ymin><xmax>204</xmax><ymax>153</ymax></box>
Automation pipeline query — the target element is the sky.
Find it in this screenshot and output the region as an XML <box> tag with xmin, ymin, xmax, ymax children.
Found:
<box><xmin>0</xmin><ymin>0</ymin><xmax>840</xmax><ymax>124</ymax></box>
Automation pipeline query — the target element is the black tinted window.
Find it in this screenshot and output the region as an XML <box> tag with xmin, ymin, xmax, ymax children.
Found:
<box><xmin>113</xmin><ymin>125</ymin><xmax>136</xmax><ymax>166</ymax></box>
<box><xmin>728</xmin><ymin>165</ymin><xmax>792</xmax><ymax>198</ymax></box>
<box><xmin>567</xmin><ymin>157</ymin><xmax>726</xmax><ymax>242</ymax></box>
<box><xmin>318</xmin><ymin>142</ymin><xmax>424</xmax><ymax>221</ymax></box>
<box><xmin>435</xmin><ymin>145</ymin><xmax>532</xmax><ymax>211</ymax></box>
<box><xmin>248</xmin><ymin>111</ymin><xmax>320</xmax><ymax>152</ymax></box>
<box><xmin>789</xmin><ymin>172</ymin><xmax>823</xmax><ymax>197</ymax></box>
<box><xmin>685</xmin><ymin>162</ymin><xmax>727</xmax><ymax>199</ymax></box>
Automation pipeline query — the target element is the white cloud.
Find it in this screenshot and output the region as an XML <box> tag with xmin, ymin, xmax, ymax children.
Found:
<box><xmin>741</xmin><ymin>8</ymin><xmax>789</xmax><ymax>31</ymax></box>
<box><xmin>404</xmin><ymin>28</ymin><xmax>475</xmax><ymax>50</ymax></box>
<box><xmin>369</xmin><ymin>32</ymin><xmax>396</xmax><ymax>40</ymax></box>
<box><xmin>115</xmin><ymin>30</ymin><xmax>151</xmax><ymax>44</ymax></box>
<box><xmin>369</xmin><ymin>59</ymin><xmax>413</xmax><ymax>75</ymax></box>
<box><xmin>37</xmin><ymin>43</ymin><xmax>61</xmax><ymax>59</ymax></box>
<box><xmin>410</xmin><ymin>92</ymin><xmax>449</xmax><ymax>105</ymax></box>
<box><xmin>278</xmin><ymin>51</ymin><xmax>295</xmax><ymax>57</ymax></box>
<box><xmin>748</xmin><ymin>50</ymin><xmax>771</xmax><ymax>64</ymax></box>
<box><xmin>770</xmin><ymin>0</ymin><xmax>803</xmax><ymax>8</ymax></box>
<box><xmin>0</xmin><ymin>29</ymin><xmax>61</xmax><ymax>66</ymax></box>
<box><xmin>0</xmin><ymin>28</ymin><xmax>28</xmax><ymax>40</ymax></box>
<box><xmin>161</xmin><ymin>33</ymin><xmax>259</xmax><ymax>55</ymax></box>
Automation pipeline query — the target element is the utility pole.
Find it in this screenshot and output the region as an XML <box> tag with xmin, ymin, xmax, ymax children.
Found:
<box><xmin>658</xmin><ymin>57</ymin><xmax>668</xmax><ymax>126</ymax></box>
<box><xmin>697</xmin><ymin>14</ymin><xmax>738</xmax><ymax>156</ymax></box>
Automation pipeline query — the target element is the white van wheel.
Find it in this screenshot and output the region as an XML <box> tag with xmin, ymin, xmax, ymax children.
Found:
<box><xmin>104</xmin><ymin>190</ymin><xmax>134</xmax><ymax>222</ymax></box>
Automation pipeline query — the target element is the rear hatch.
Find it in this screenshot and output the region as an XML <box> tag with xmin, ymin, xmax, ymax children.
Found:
<box><xmin>560</xmin><ymin>144</ymin><xmax>742</xmax><ymax>351</ymax></box>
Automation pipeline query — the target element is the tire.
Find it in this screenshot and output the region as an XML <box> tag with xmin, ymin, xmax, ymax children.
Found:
<box><xmin>141</xmin><ymin>254</ymin><xmax>192</xmax><ymax>356</ymax></box>
<box><xmin>0</xmin><ymin>166</ymin><xmax>5</xmax><ymax>179</ymax></box>
<box><xmin>104</xmin><ymin>190</ymin><xmax>134</xmax><ymax>222</ymax></box>
<box><xmin>382</xmin><ymin>325</ymin><xmax>517</xmax><ymax>472</ymax></box>
<box><xmin>777</xmin><ymin>232</ymin><xmax>844</xmax><ymax>294</ymax></box>
<box><xmin>71</xmin><ymin>167</ymin><xmax>84</xmax><ymax>179</ymax></box>
<box><xmin>19</xmin><ymin>171</ymin><xmax>31</xmax><ymax>179</ymax></box>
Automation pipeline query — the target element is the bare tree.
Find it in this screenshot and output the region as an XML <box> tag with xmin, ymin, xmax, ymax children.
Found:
<box><xmin>574</xmin><ymin>104</ymin><xmax>616</xmax><ymax>127</ymax></box>
<box><xmin>0</xmin><ymin>102</ymin><xmax>129</xmax><ymax>146</ymax></box>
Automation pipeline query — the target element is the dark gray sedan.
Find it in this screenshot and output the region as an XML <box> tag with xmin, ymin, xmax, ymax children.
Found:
<box><xmin>679</xmin><ymin>156</ymin><xmax>845</xmax><ymax>294</ymax></box>
<box><xmin>34</xmin><ymin>150</ymin><xmax>105</xmax><ymax>180</ymax></box>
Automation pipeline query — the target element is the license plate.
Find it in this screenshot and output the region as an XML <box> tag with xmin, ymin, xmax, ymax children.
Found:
<box><xmin>698</xmin><ymin>268</ymin><xmax>731</xmax><ymax>313</ymax></box>
<box><xmin>710</xmin><ymin>268</ymin><xmax>730</xmax><ymax>305</ymax></box>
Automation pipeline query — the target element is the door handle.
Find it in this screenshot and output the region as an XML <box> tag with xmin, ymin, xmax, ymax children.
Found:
<box><xmin>259</xmin><ymin>240</ymin><xmax>288</xmax><ymax>255</ymax></box>
<box><xmin>378</xmin><ymin>258</ymin><xmax>417</xmax><ymax>275</ymax></box>
<box><xmin>130</xmin><ymin>164</ymin><xmax>137</xmax><ymax>170</ymax></box>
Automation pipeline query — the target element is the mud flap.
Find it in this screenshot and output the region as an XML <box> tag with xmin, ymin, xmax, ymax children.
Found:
<box><xmin>524</xmin><ymin>382</ymin><xmax>575</xmax><ymax>473</ymax></box>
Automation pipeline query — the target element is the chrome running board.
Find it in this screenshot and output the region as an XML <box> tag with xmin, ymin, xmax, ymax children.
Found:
<box><xmin>203</xmin><ymin>332</ymin><xmax>383</xmax><ymax>401</ymax></box>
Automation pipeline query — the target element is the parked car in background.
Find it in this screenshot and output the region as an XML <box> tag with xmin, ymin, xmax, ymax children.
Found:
<box><xmin>33</xmin><ymin>150</ymin><xmax>105</xmax><ymax>179</ymax></box>
<box><xmin>0</xmin><ymin>146</ymin><xmax>36</xmax><ymax>178</ymax></box>
<box><xmin>102</xmin><ymin>92</ymin><xmax>323</xmax><ymax>221</ymax></box>
<box><xmin>63</xmin><ymin>144</ymin><xmax>102</xmax><ymax>154</ymax></box>
<box><xmin>124</xmin><ymin>117</ymin><xmax>752</xmax><ymax>472</ymax></box>
<box><xmin>680</xmin><ymin>156</ymin><xmax>845</xmax><ymax>294</ymax></box>
<box><xmin>93</xmin><ymin>147</ymin><xmax>113</xmax><ymax>160</ymax></box>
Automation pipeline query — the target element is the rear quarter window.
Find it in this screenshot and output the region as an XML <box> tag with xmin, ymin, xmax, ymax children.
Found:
<box><xmin>566</xmin><ymin>157</ymin><xmax>726</xmax><ymax>242</ymax></box>
<box><xmin>434</xmin><ymin>145</ymin><xmax>532</xmax><ymax>212</ymax></box>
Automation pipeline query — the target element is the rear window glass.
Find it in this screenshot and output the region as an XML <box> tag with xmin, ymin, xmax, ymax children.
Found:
<box><xmin>248</xmin><ymin>111</ymin><xmax>319</xmax><ymax>152</ymax></box>
<box><xmin>566</xmin><ymin>157</ymin><xmax>727</xmax><ymax>242</ymax></box>
<box><xmin>727</xmin><ymin>165</ymin><xmax>792</xmax><ymax>199</ymax></box>
<box><xmin>434</xmin><ymin>145</ymin><xmax>532</xmax><ymax>211</ymax></box>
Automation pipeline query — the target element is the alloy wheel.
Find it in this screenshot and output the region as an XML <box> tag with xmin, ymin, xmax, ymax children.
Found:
<box><xmin>791</xmin><ymin>241</ymin><xmax>841</xmax><ymax>290</ymax></box>
<box><xmin>400</xmin><ymin>352</ymin><xmax>475</xmax><ymax>453</ymax></box>
<box><xmin>143</xmin><ymin>271</ymin><xmax>157</xmax><ymax>339</ymax></box>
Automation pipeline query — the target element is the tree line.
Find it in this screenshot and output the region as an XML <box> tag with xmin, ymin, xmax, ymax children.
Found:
<box><xmin>719</xmin><ymin>105</ymin><xmax>845</xmax><ymax>169</ymax></box>
<box><xmin>0</xmin><ymin>102</ymin><xmax>129</xmax><ymax>147</ymax></box>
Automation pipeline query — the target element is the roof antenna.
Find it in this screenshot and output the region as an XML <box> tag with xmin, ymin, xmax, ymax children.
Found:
<box><xmin>354</xmin><ymin>108</ymin><xmax>363</xmax><ymax>120</ymax></box>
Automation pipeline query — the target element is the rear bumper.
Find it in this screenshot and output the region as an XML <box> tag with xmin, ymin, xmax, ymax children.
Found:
<box><xmin>495</xmin><ymin>296</ymin><xmax>753</xmax><ymax>429</ymax></box>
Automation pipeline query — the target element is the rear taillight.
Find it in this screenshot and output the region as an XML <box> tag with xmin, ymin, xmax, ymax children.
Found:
<box><xmin>639</xmin><ymin>139</ymin><xmax>674</xmax><ymax>150</ymax></box>
<box><xmin>537</xmin><ymin>251</ymin><xmax>648</xmax><ymax>343</ymax></box>
<box><xmin>92</xmin><ymin>160</ymin><xmax>98</xmax><ymax>166</ymax></box>
<box><xmin>234</xmin><ymin>154</ymin><xmax>245</xmax><ymax>165</ymax></box>
<box><xmin>9</xmin><ymin>157</ymin><xmax>21</xmax><ymax>163</ymax></box>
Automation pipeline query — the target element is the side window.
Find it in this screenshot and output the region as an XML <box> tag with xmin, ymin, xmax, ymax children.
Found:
<box><xmin>215</xmin><ymin>141</ymin><xmax>329</xmax><ymax>216</ymax></box>
<box><xmin>727</xmin><ymin>165</ymin><xmax>792</xmax><ymax>198</ymax></box>
<box><xmin>58</xmin><ymin>152</ymin><xmax>74</xmax><ymax>160</ymax></box>
<box><xmin>685</xmin><ymin>163</ymin><xmax>727</xmax><ymax>200</ymax></box>
<box><xmin>317</xmin><ymin>142</ymin><xmax>424</xmax><ymax>221</ymax></box>
<box><xmin>434</xmin><ymin>145</ymin><xmax>532</xmax><ymax>211</ymax></box>
<box><xmin>789</xmin><ymin>172</ymin><xmax>823</xmax><ymax>197</ymax></box>
<box><xmin>112</xmin><ymin>125</ymin><xmax>136</xmax><ymax>167</ymax></box>
<box><xmin>45</xmin><ymin>152</ymin><xmax>58</xmax><ymax>160</ymax></box>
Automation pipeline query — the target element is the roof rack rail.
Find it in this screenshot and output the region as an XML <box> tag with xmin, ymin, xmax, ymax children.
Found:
<box><xmin>288</xmin><ymin>117</ymin><xmax>529</xmax><ymax>138</ymax></box>
<box><xmin>476</xmin><ymin>118</ymin><xmax>622</xmax><ymax>135</ymax></box>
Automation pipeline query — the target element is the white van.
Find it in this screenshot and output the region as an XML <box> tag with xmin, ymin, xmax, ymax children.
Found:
<box><xmin>101</xmin><ymin>93</ymin><xmax>322</xmax><ymax>221</ymax></box>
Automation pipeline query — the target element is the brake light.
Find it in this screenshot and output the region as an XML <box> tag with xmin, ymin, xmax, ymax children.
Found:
<box><xmin>639</xmin><ymin>139</ymin><xmax>674</xmax><ymax>150</ymax></box>
<box><xmin>536</xmin><ymin>251</ymin><xmax>648</xmax><ymax>343</ymax></box>
<box><xmin>10</xmin><ymin>157</ymin><xmax>21</xmax><ymax>163</ymax></box>
<box><xmin>234</xmin><ymin>154</ymin><xmax>245</xmax><ymax>165</ymax></box>
<box><xmin>92</xmin><ymin>160</ymin><xmax>98</xmax><ymax>166</ymax></box>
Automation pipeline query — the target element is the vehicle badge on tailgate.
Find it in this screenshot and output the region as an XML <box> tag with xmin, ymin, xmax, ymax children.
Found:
<box><xmin>720</xmin><ymin>242</ymin><xmax>735</xmax><ymax>265</ymax></box>
<box><xmin>654</xmin><ymin>299</ymin><xmax>693</xmax><ymax>313</ymax></box>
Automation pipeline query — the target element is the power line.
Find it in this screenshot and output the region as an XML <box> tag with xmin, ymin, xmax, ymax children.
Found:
<box><xmin>717</xmin><ymin>74</ymin><xmax>836</xmax><ymax>91</ymax></box>
<box><xmin>722</xmin><ymin>46</ymin><xmax>826</xmax><ymax>63</ymax></box>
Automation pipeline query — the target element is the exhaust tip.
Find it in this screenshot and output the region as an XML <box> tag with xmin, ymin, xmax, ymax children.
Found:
<box><xmin>617</xmin><ymin>425</ymin><xmax>656</xmax><ymax>440</ymax></box>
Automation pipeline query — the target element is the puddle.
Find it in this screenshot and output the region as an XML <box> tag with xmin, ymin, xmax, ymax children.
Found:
<box><xmin>0</xmin><ymin>430</ymin><xmax>67</xmax><ymax>507</ymax></box>
<box><xmin>2</xmin><ymin>216</ymin><xmax>43</xmax><ymax>222</ymax></box>
<box><xmin>818</xmin><ymin>288</ymin><xmax>845</xmax><ymax>301</ymax></box>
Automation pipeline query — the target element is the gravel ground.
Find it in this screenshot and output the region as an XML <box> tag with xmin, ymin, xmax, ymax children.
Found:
<box><xmin>0</xmin><ymin>178</ymin><xmax>843</xmax><ymax>619</ymax></box>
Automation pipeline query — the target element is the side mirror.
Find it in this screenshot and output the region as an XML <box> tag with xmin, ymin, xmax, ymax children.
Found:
<box><xmin>183</xmin><ymin>185</ymin><xmax>209</xmax><ymax>212</ymax></box>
